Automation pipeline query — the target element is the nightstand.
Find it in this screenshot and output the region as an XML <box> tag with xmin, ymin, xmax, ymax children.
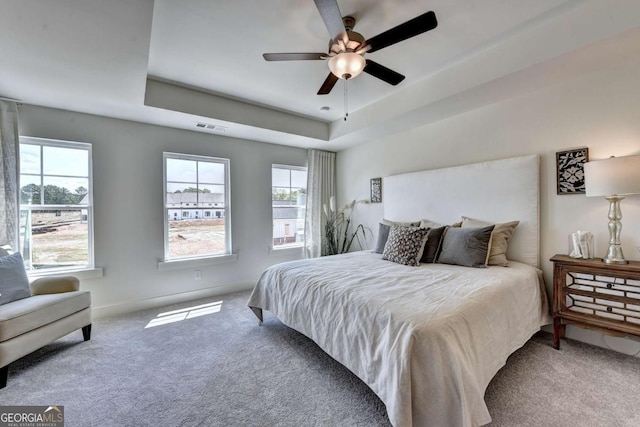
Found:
<box><xmin>551</xmin><ymin>254</ymin><xmax>640</xmax><ymax>350</ymax></box>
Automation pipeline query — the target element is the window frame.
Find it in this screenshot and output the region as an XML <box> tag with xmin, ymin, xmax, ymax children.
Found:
<box><xmin>163</xmin><ymin>152</ymin><xmax>232</xmax><ymax>262</ymax></box>
<box><xmin>18</xmin><ymin>136</ymin><xmax>95</xmax><ymax>273</ymax></box>
<box><xmin>271</xmin><ymin>164</ymin><xmax>307</xmax><ymax>250</ymax></box>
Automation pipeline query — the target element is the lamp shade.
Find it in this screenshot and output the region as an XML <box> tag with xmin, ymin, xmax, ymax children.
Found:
<box><xmin>584</xmin><ymin>155</ymin><xmax>640</xmax><ymax>197</ymax></box>
<box><xmin>328</xmin><ymin>53</ymin><xmax>366</xmax><ymax>79</ymax></box>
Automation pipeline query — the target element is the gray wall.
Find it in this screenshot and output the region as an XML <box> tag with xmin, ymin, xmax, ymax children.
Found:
<box><xmin>336</xmin><ymin>44</ymin><xmax>640</xmax><ymax>355</ymax></box>
<box><xmin>18</xmin><ymin>105</ymin><xmax>308</xmax><ymax>316</ymax></box>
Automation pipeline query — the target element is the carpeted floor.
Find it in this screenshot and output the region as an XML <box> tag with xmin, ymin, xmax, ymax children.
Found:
<box><xmin>3</xmin><ymin>290</ymin><xmax>640</xmax><ymax>426</ymax></box>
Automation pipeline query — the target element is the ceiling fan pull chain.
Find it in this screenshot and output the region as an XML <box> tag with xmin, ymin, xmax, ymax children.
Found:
<box><xmin>344</xmin><ymin>79</ymin><xmax>348</xmax><ymax>121</ymax></box>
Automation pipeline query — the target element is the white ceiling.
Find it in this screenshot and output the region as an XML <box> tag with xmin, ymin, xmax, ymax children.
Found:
<box><xmin>1</xmin><ymin>0</ymin><xmax>639</xmax><ymax>151</ymax></box>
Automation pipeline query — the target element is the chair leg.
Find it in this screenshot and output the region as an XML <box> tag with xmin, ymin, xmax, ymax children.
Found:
<box><xmin>0</xmin><ymin>324</ymin><xmax>92</xmax><ymax>389</ymax></box>
<box><xmin>82</xmin><ymin>324</ymin><xmax>92</xmax><ymax>341</ymax></box>
<box><xmin>1</xmin><ymin>365</ymin><xmax>8</xmax><ymax>389</ymax></box>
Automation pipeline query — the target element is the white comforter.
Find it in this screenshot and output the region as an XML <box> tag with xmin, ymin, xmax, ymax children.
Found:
<box><xmin>247</xmin><ymin>251</ymin><xmax>551</xmax><ymax>427</ymax></box>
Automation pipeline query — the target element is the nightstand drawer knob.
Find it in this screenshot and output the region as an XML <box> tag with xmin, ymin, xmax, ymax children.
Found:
<box><xmin>607</xmin><ymin>283</ymin><xmax>613</xmax><ymax>289</ymax></box>
<box><xmin>607</xmin><ymin>307</ymin><xmax>613</xmax><ymax>312</ymax></box>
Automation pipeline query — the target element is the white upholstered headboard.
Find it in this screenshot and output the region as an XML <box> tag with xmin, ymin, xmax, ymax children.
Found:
<box><xmin>383</xmin><ymin>154</ymin><xmax>540</xmax><ymax>267</ymax></box>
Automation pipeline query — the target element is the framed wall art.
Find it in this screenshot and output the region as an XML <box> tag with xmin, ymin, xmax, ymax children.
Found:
<box><xmin>556</xmin><ymin>147</ymin><xmax>589</xmax><ymax>195</ymax></box>
<box><xmin>370</xmin><ymin>177</ymin><xmax>382</xmax><ymax>203</ymax></box>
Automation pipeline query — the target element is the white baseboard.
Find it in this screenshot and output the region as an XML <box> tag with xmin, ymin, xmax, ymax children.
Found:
<box><xmin>91</xmin><ymin>282</ymin><xmax>254</xmax><ymax>319</ymax></box>
<box><xmin>563</xmin><ymin>325</ymin><xmax>640</xmax><ymax>358</ymax></box>
<box><xmin>543</xmin><ymin>324</ymin><xmax>640</xmax><ymax>358</ymax></box>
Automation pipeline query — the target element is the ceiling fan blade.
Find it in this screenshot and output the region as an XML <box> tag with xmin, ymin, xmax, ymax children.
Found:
<box><xmin>363</xmin><ymin>60</ymin><xmax>405</xmax><ymax>86</ymax></box>
<box><xmin>263</xmin><ymin>53</ymin><xmax>326</xmax><ymax>61</ymax></box>
<box><xmin>313</xmin><ymin>0</ymin><xmax>347</xmax><ymax>42</ymax></box>
<box><xmin>361</xmin><ymin>11</ymin><xmax>437</xmax><ymax>53</ymax></box>
<box><xmin>317</xmin><ymin>72</ymin><xmax>339</xmax><ymax>95</ymax></box>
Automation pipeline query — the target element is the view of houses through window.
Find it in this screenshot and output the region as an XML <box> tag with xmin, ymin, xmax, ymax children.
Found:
<box><xmin>272</xmin><ymin>165</ymin><xmax>307</xmax><ymax>248</ymax></box>
<box><xmin>19</xmin><ymin>137</ymin><xmax>93</xmax><ymax>271</ymax></box>
<box><xmin>164</xmin><ymin>153</ymin><xmax>230</xmax><ymax>260</ymax></box>
<box><xmin>17</xmin><ymin>147</ymin><xmax>299</xmax><ymax>269</ymax></box>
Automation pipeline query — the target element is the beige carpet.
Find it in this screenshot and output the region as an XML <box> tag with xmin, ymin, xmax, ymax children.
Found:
<box><xmin>3</xmin><ymin>290</ymin><xmax>640</xmax><ymax>426</ymax></box>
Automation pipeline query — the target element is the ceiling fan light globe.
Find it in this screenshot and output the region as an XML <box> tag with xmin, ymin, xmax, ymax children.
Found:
<box><xmin>328</xmin><ymin>53</ymin><xmax>365</xmax><ymax>79</ymax></box>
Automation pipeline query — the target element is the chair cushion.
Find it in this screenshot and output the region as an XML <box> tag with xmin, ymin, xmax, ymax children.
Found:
<box><xmin>0</xmin><ymin>291</ymin><xmax>91</xmax><ymax>342</ymax></box>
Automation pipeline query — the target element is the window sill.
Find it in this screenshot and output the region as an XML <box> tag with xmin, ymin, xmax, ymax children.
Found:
<box><xmin>157</xmin><ymin>254</ymin><xmax>238</xmax><ymax>271</ymax></box>
<box><xmin>27</xmin><ymin>267</ymin><xmax>104</xmax><ymax>280</ymax></box>
<box><xmin>269</xmin><ymin>246</ymin><xmax>306</xmax><ymax>257</ymax></box>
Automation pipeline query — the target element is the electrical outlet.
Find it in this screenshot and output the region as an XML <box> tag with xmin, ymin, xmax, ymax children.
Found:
<box><xmin>194</xmin><ymin>270</ymin><xmax>202</xmax><ymax>281</ymax></box>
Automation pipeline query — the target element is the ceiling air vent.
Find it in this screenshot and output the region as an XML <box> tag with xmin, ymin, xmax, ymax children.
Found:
<box><xmin>195</xmin><ymin>122</ymin><xmax>227</xmax><ymax>132</ymax></box>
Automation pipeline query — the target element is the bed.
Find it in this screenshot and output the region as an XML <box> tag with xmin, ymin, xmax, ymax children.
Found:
<box><xmin>248</xmin><ymin>154</ymin><xmax>551</xmax><ymax>427</ymax></box>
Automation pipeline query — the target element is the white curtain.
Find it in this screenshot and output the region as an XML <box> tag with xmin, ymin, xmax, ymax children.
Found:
<box><xmin>304</xmin><ymin>149</ymin><xmax>336</xmax><ymax>258</ymax></box>
<box><xmin>0</xmin><ymin>100</ymin><xmax>20</xmax><ymax>250</ymax></box>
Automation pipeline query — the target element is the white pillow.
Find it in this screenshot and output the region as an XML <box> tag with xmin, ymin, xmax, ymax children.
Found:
<box><xmin>382</xmin><ymin>218</ymin><xmax>420</xmax><ymax>227</ymax></box>
<box><xmin>420</xmin><ymin>219</ymin><xmax>462</xmax><ymax>229</ymax></box>
<box><xmin>419</xmin><ymin>219</ymin><xmax>442</xmax><ymax>229</ymax></box>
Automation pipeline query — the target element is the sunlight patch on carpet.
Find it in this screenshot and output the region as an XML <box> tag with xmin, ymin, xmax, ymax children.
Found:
<box><xmin>144</xmin><ymin>301</ymin><xmax>223</xmax><ymax>328</ymax></box>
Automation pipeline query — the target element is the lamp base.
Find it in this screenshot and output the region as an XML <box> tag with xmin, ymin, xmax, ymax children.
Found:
<box><xmin>603</xmin><ymin>195</ymin><xmax>628</xmax><ymax>265</ymax></box>
<box><xmin>603</xmin><ymin>257</ymin><xmax>629</xmax><ymax>265</ymax></box>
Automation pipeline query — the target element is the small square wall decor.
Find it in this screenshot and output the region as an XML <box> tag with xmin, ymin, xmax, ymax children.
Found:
<box><xmin>370</xmin><ymin>177</ymin><xmax>382</xmax><ymax>203</ymax></box>
<box><xmin>556</xmin><ymin>148</ymin><xmax>589</xmax><ymax>195</ymax></box>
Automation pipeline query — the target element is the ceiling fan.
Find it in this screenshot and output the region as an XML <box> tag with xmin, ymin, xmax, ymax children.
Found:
<box><xmin>263</xmin><ymin>0</ymin><xmax>438</xmax><ymax>95</ymax></box>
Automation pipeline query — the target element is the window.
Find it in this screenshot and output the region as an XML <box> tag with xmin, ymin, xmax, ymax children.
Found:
<box><xmin>164</xmin><ymin>153</ymin><xmax>230</xmax><ymax>260</ymax></box>
<box><xmin>272</xmin><ymin>165</ymin><xmax>307</xmax><ymax>249</ymax></box>
<box><xmin>19</xmin><ymin>137</ymin><xmax>93</xmax><ymax>272</ymax></box>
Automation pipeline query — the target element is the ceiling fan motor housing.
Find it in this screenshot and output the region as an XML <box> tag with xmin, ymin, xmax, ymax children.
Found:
<box><xmin>328</xmin><ymin>30</ymin><xmax>365</xmax><ymax>53</ymax></box>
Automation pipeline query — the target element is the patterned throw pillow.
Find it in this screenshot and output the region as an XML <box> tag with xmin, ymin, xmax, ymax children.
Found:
<box><xmin>382</xmin><ymin>225</ymin><xmax>429</xmax><ymax>266</ymax></box>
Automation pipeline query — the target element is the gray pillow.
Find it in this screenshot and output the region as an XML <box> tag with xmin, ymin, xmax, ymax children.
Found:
<box><xmin>437</xmin><ymin>225</ymin><xmax>495</xmax><ymax>268</ymax></box>
<box><xmin>461</xmin><ymin>217</ymin><xmax>519</xmax><ymax>266</ymax></box>
<box><xmin>382</xmin><ymin>225</ymin><xmax>429</xmax><ymax>266</ymax></box>
<box><xmin>0</xmin><ymin>253</ymin><xmax>31</xmax><ymax>305</ymax></box>
<box><xmin>374</xmin><ymin>223</ymin><xmax>391</xmax><ymax>254</ymax></box>
<box><xmin>0</xmin><ymin>244</ymin><xmax>13</xmax><ymax>257</ymax></box>
<box><xmin>420</xmin><ymin>226</ymin><xmax>447</xmax><ymax>263</ymax></box>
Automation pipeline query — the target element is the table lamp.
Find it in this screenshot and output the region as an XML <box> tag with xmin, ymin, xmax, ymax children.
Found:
<box><xmin>584</xmin><ymin>155</ymin><xmax>640</xmax><ymax>264</ymax></box>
